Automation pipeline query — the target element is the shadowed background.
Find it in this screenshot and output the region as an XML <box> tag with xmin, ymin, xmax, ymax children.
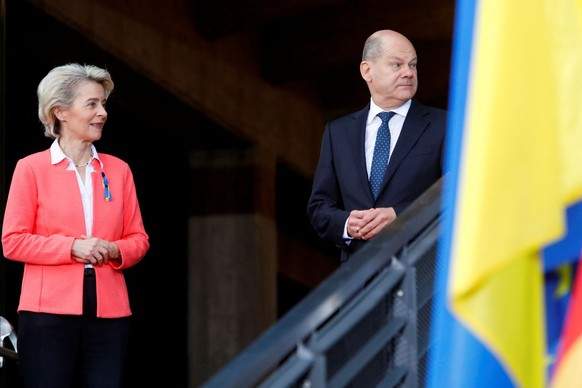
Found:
<box><xmin>0</xmin><ymin>0</ymin><xmax>453</xmax><ymax>386</ymax></box>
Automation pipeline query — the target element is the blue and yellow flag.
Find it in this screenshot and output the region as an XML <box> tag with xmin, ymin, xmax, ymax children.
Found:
<box><xmin>427</xmin><ymin>0</ymin><xmax>582</xmax><ymax>387</ymax></box>
<box><xmin>549</xmin><ymin>255</ymin><xmax>582</xmax><ymax>387</ymax></box>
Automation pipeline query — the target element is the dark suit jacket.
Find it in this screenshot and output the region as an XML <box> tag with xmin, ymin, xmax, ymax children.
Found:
<box><xmin>307</xmin><ymin>99</ymin><xmax>447</xmax><ymax>262</ymax></box>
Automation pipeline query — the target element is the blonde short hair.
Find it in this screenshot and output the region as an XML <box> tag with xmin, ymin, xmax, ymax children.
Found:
<box><xmin>37</xmin><ymin>63</ymin><xmax>114</xmax><ymax>138</ymax></box>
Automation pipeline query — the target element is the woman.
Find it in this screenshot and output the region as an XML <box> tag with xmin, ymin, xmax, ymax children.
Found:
<box><xmin>1</xmin><ymin>63</ymin><xmax>150</xmax><ymax>387</ymax></box>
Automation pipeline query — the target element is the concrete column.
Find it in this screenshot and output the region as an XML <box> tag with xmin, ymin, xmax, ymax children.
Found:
<box><xmin>187</xmin><ymin>146</ymin><xmax>277</xmax><ymax>387</ymax></box>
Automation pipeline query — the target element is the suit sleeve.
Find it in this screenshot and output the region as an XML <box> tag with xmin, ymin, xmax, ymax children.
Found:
<box><xmin>307</xmin><ymin>123</ymin><xmax>351</xmax><ymax>249</ymax></box>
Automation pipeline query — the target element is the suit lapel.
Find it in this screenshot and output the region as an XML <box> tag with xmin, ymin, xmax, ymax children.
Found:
<box><xmin>344</xmin><ymin>106</ymin><xmax>374</xmax><ymax>200</ymax></box>
<box><xmin>381</xmin><ymin>100</ymin><xmax>429</xmax><ymax>191</ymax></box>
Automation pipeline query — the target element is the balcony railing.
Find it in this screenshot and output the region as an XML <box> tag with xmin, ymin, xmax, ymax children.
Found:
<box><xmin>203</xmin><ymin>177</ymin><xmax>443</xmax><ymax>388</ymax></box>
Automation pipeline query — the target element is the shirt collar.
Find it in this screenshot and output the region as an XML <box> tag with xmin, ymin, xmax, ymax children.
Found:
<box><xmin>50</xmin><ymin>138</ymin><xmax>104</xmax><ymax>169</ymax></box>
<box><xmin>367</xmin><ymin>98</ymin><xmax>412</xmax><ymax>124</ymax></box>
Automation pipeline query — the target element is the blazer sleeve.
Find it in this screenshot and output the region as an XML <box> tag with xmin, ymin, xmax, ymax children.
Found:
<box><xmin>1</xmin><ymin>157</ymin><xmax>78</xmax><ymax>265</ymax></box>
<box><xmin>92</xmin><ymin>156</ymin><xmax>149</xmax><ymax>270</ymax></box>
<box><xmin>109</xmin><ymin>164</ymin><xmax>149</xmax><ymax>270</ymax></box>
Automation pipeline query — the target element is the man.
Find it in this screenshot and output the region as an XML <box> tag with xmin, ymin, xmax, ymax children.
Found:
<box><xmin>307</xmin><ymin>29</ymin><xmax>447</xmax><ymax>262</ymax></box>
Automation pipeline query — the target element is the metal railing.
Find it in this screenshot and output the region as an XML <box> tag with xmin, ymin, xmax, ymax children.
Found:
<box><xmin>0</xmin><ymin>315</ymin><xmax>17</xmax><ymax>367</ymax></box>
<box><xmin>203</xmin><ymin>178</ymin><xmax>443</xmax><ymax>388</ymax></box>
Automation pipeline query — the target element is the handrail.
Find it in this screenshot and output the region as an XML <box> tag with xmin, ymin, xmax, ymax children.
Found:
<box><xmin>0</xmin><ymin>346</ymin><xmax>17</xmax><ymax>361</ymax></box>
<box><xmin>0</xmin><ymin>315</ymin><xmax>18</xmax><ymax>367</ymax></box>
<box><xmin>202</xmin><ymin>177</ymin><xmax>443</xmax><ymax>387</ymax></box>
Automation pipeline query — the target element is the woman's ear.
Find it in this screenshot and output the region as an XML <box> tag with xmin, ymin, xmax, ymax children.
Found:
<box><xmin>54</xmin><ymin>107</ymin><xmax>66</xmax><ymax>121</ymax></box>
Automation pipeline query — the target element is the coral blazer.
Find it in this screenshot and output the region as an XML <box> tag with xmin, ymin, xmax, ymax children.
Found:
<box><xmin>2</xmin><ymin>149</ymin><xmax>150</xmax><ymax>318</ymax></box>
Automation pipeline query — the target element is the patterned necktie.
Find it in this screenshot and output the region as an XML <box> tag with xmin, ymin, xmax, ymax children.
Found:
<box><xmin>370</xmin><ymin>111</ymin><xmax>396</xmax><ymax>199</ymax></box>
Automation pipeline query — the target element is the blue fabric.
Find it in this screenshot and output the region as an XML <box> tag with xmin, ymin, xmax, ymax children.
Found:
<box><xmin>370</xmin><ymin>111</ymin><xmax>396</xmax><ymax>198</ymax></box>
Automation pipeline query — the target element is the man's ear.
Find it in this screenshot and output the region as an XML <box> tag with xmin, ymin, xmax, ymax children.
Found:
<box><xmin>360</xmin><ymin>61</ymin><xmax>372</xmax><ymax>82</ymax></box>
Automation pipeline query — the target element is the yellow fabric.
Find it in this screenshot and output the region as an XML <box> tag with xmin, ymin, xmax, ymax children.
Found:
<box><xmin>554</xmin><ymin>265</ymin><xmax>572</xmax><ymax>298</ymax></box>
<box><xmin>448</xmin><ymin>0</ymin><xmax>582</xmax><ymax>387</ymax></box>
